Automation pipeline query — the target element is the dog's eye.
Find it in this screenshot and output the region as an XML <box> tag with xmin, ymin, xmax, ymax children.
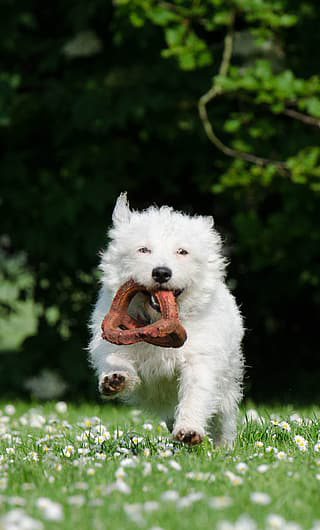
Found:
<box><xmin>137</xmin><ymin>247</ymin><xmax>151</xmax><ymax>254</ymax></box>
<box><xmin>177</xmin><ymin>248</ymin><xmax>189</xmax><ymax>256</ymax></box>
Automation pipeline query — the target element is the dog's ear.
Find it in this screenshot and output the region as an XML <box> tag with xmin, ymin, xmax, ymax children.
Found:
<box><xmin>204</xmin><ymin>215</ymin><xmax>214</xmax><ymax>228</ymax></box>
<box><xmin>112</xmin><ymin>192</ymin><xmax>131</xmax><ymax>225</ymax></box>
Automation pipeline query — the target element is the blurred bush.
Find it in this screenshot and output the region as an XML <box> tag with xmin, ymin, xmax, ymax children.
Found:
<box><xmin>1</xmin><ymin>0</ymin><xmax>319</xmax><ymax>401</ymax></box>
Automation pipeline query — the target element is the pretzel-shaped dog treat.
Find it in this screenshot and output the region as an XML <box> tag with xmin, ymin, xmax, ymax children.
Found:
<box><xmin>101</xmin><ymin>279</ymin><xmax>187</xmax><ymax>348</ymax></box>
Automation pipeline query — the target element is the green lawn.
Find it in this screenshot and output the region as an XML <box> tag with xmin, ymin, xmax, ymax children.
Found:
<box><xmin>0</xmin><ymin>402</ymin><xmax>319</xmax><ymax>529</ymax></box>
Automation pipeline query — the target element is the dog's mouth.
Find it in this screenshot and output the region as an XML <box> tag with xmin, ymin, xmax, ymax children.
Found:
<box><xmin>148</xmin><ymin>289</ymin><xmax>183</xmax><ymax>313</ymax></box>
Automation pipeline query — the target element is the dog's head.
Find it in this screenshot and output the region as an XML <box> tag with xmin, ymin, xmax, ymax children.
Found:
<box><xmin>100</xmin><ymin>193</ymin><xmax>226</xmax><ymax>314</ymax></box>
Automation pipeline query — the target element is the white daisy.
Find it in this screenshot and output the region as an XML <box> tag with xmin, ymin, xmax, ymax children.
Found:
<box><xmin>168</xmin><ymin>460</ymin><xmax>181</xmax><ymax>471</ymax></box>
<box><xmin>250</xmin><ymin>492</ymin><xmax>271</xmax><ymax>505</ymax></box>
<box><xmin>62</xmin><ymin>445</ymin><xmax>75</xmax><ymax>458</ymax></box>
<box><xmin>160</xmin><ymin>490</ymin><xmax>179</xmax><ymax>502</ymax></box>
<box><xmin>276</xmin><ymin>451</ymin><xmax>287</xmax><ymax>460</ymax></box>
<box><xmin>209</xmin><ymin>496</ymin><xmax>233</xmax><ymax>509</ymax></box>
<box><xmin>55</xmin><ymin>402</ymin><xmax>68</xmax><ymax>414</ymax></box>
<box><xmin>36</xmin><ymin>498</ymin><xmax>64</xmax><ymax>522</ymax></box>
<box><xmin>279</xmin><ymin>421</ymin><xmax>291</xmax><ymax>432</ymax></box>
<box><xmin>257</xmin><ymin>464</ymin><xmax>269</xmax><ymax>473</ymax></box>
<box><xmin>235</xmin><ymin>462</ymin><xmax>248</xmax><ymax>474</ymax></box>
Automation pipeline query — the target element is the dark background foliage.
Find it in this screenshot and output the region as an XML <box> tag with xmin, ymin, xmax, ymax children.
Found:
<box><xmin>1</xmin><ymin>0</ymin><xmax>320</xmax><ymax>403</ymax></box>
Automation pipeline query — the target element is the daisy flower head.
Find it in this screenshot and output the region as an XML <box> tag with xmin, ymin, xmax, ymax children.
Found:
<box><xmin>55</xmin><ymin>402</ymin><xmax>68</xmax><ymax>414</ymax></box>
<box><xmin>143</xmin><ymin>462</ymin><xmax>152</xmax><ymax>476</ymax></box>
<box><xmin>63</xmin><ymin>445</ymin><xmax>75</xmax><ymax>458</ymax></box>
<box><xmin>265</xmin><ymin>446</ymin><xmax>274</xmax><ymax>453</ymax></box>
<box><xmin>294</xmin><ymin>435</ymin><xmax>308</xmax><ymax>452</ymax></box>
<box><xmin>186</xmin><ymin>471</ymin><xmax>215</xmax><ymax>482</ymax></box>
<box><xmin>143</xmin><ymin>501</ymin><xmax>160</xmax><ymax>512</ymax></box>
<box><xmin>294</xmin><ymin>435</ymin><xmax>307</xmax><ymax>444</ymax></box>
<box><xmin>131</xmin><ymin>436</ymin><xmax>143</xmax><ymax>445</ymax></box>
<box><xmin>67</xmin><ymin>495</ymin><xmax>85</xmax><ymax>507</ymax></box>
<box><xmin>224</xmin><ymin>471</ymin><xmax>243</xmax><ymax>486</ymax></box>
<box><xmin>113</xmin><ymin>429</ymin><xmax>124</xmax><ymax>438</ymax></box>
<box><xmin>276</xmin><ymin>451</ymin><xmax>287</xmax><ymax>460</ymax></box>
<box><xmin>266</xmin><ymin>514</ymin><xmax>286</xmax><ymax>529</ymax></box>
<box><xmin>120</xmin><ymin>457</ymin><xmax>137</xmax><ymax>468</ymax></box>
<box><xmin>118</xmin><ymin>448</ymin><xmax>130</xmax><ymax>455</ymax></box>
<box><xmin>159</xmin><ymin>449</ymin><xmax>173</xmax><ymax>458</ymax></box>
<box><xmin>123</xmin><ymin>503</ymin><xmax>144</xmax><ymax>525</ymax></box>
<box><xmin>250</xmin><ymin>492</ymin><xmax>271</xmax><ymax>505</ymax></box>
<box><xmin>4</xmin><ymin>404</ymin><xmax>16</xmax><ymax>416</ymax></box>
<box><xmin>160</xmin><ymin>490</ymin><xmax>179</xmax><ymax>502</ymax></box>
<box><xmin>36</xmin><ymin>497</ymin><xmax>64</xmax><ymax>522</ymax></box>
<box><xmin>177</xmin><ymin>492</ymin><xmax>204</xmax><ymax>509</ymax></box>
<box><xmin>235</xmin><ymin>462</ymin><xmax>248</xmax><ymax>474</ymax></box>
<box><xmin>314</xmin><ymin>442</ymin><xmax>320</xmax><ymax>453</ymax></box>
<box><xmin>218</xmin><ymin>514</ymin><xmax>257</xmax><ymax>530</ymax></box>
<box><xmin>209</xmin><ymin>496</ymin><xmax>233</xmax><ymax>509</ymax></box>
<box><xmin>0</xmin><ymin>509</ymin><xmax>44</xmax><ymax>530</ymax></box>
<box><xmin>114</xmin><ymin>479</ymin><xmax>131</xmax><ymax>494</ymax></box>
<box><xmin>95</xmin><ymin>434</ymin><xmax>108</xmax><ymax>445</ymax></box>
<box><xmin>257</xmin><ymin>464</ymin><xmax>269</xmax><ymax>473</ymax></box>
<box><xmin>279</xmin><ymin>421</ymin><xmax>291</xmax><ymax>432</ymax></box>
<box><xmin>95</xmin><ymin>452</ymin><xmax>106</xmax><ymax>460</ymax></box>
<box><xmin>244</xmin><ymin>409</ymin><xmax>263</xmax><ymax>424</ymax></box>
<box><xmin>157</xmin><ymin>463</ymin><xmax>168</xmax><ymax>473</ymax></box>
<box><xmin>78</xmin><ymin>448</ymin><xmax>90</xmax><ymax>456</ymax></box>
<box><xmin>168</xmin><ymin>460</ymin><xmax>181</xmax><ymax>471</ymax></box>
<box><xmin>115</xmin><ymin>467</ymin><xmax>126</xmax><ymax>480</ymax></box>
<box><xmin>74</xmin><ymin>482</ymin><xmax>88</xmax><ymax>490</ymax></box>
<box><xmin>290</xmin><ymin>413</ymin><xmax>303</xmax><ymax>425</ymax></box>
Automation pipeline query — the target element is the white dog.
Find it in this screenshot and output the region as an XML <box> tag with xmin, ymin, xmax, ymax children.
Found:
<box><xmin>89</xmin><ymin>193</ymin><xmax>244</xmax><ymax>446</ymax></box>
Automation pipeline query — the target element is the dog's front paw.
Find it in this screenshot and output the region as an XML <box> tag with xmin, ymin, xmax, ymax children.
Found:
<box><xmin>99</xmin><ymin>372</ymin><xmax>128</xmax><ymax>397</ymax></box>
<box><xmin>173</xmin><ymin>428</ymin><xmax>204</xmax><ymax>446</ymax></box>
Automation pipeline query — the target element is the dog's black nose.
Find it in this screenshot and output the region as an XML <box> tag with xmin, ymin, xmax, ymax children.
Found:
<box><xmin>152</xmin><ymin>266</ymin><xmax>172</xmax><ymax>284</ymax></box>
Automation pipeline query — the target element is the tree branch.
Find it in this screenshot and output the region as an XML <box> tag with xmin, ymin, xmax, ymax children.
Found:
<box><xmin>198</xmin><ymin>14</ymin><xmax>289</xmax><ymax>175</ymax></box>
<box><xmin>282</xmin><ymin>107</ymin><xmax>320</xmax><ymax>128</ymax></box>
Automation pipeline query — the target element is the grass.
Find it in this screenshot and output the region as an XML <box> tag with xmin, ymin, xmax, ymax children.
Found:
<box><xmin>0</xmin><ymin>402</ymin><xmax>319</xmax><ymax>530</ymax></box>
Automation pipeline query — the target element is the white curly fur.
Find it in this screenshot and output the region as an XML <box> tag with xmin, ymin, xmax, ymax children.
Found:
<box><xmin>88</xmin><ymin>193</ymin><xmax>244</xmax><ymax>446</ymax></box>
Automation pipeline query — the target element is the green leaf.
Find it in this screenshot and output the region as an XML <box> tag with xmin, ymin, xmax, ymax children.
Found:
<box><xmin>302</xmin><ymin>97</ymin><xmax>320</xmax><ymax>118</ymax></box>
<box><xmin>179</xmin><ymin>51</ymin><xmax>196</xmax><ymax>70</ymax></box>
<box><xmin>148</xmin><ymin>6</ymin><xmax>179</xmax><ymax>25</ymax></box>
<box><xmin>165</xmin><ymin>26</ymin><xmax>186</xmax><ymax>47</ymax></box>
<box><xmin>224</xmin><ymin>119</ymin><xmax>241</xmax><ymax>133</ymax></box>
<box><xmin>129</xmin><ymin>12</ymin><xmax>144</xmax><ymax>27</ymax></box>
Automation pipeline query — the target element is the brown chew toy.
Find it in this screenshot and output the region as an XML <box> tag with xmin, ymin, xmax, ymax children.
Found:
<box><xmin>101</xmin><ymin>279</ymin><xmax>187</xmax><ymax>348</ymax></box>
